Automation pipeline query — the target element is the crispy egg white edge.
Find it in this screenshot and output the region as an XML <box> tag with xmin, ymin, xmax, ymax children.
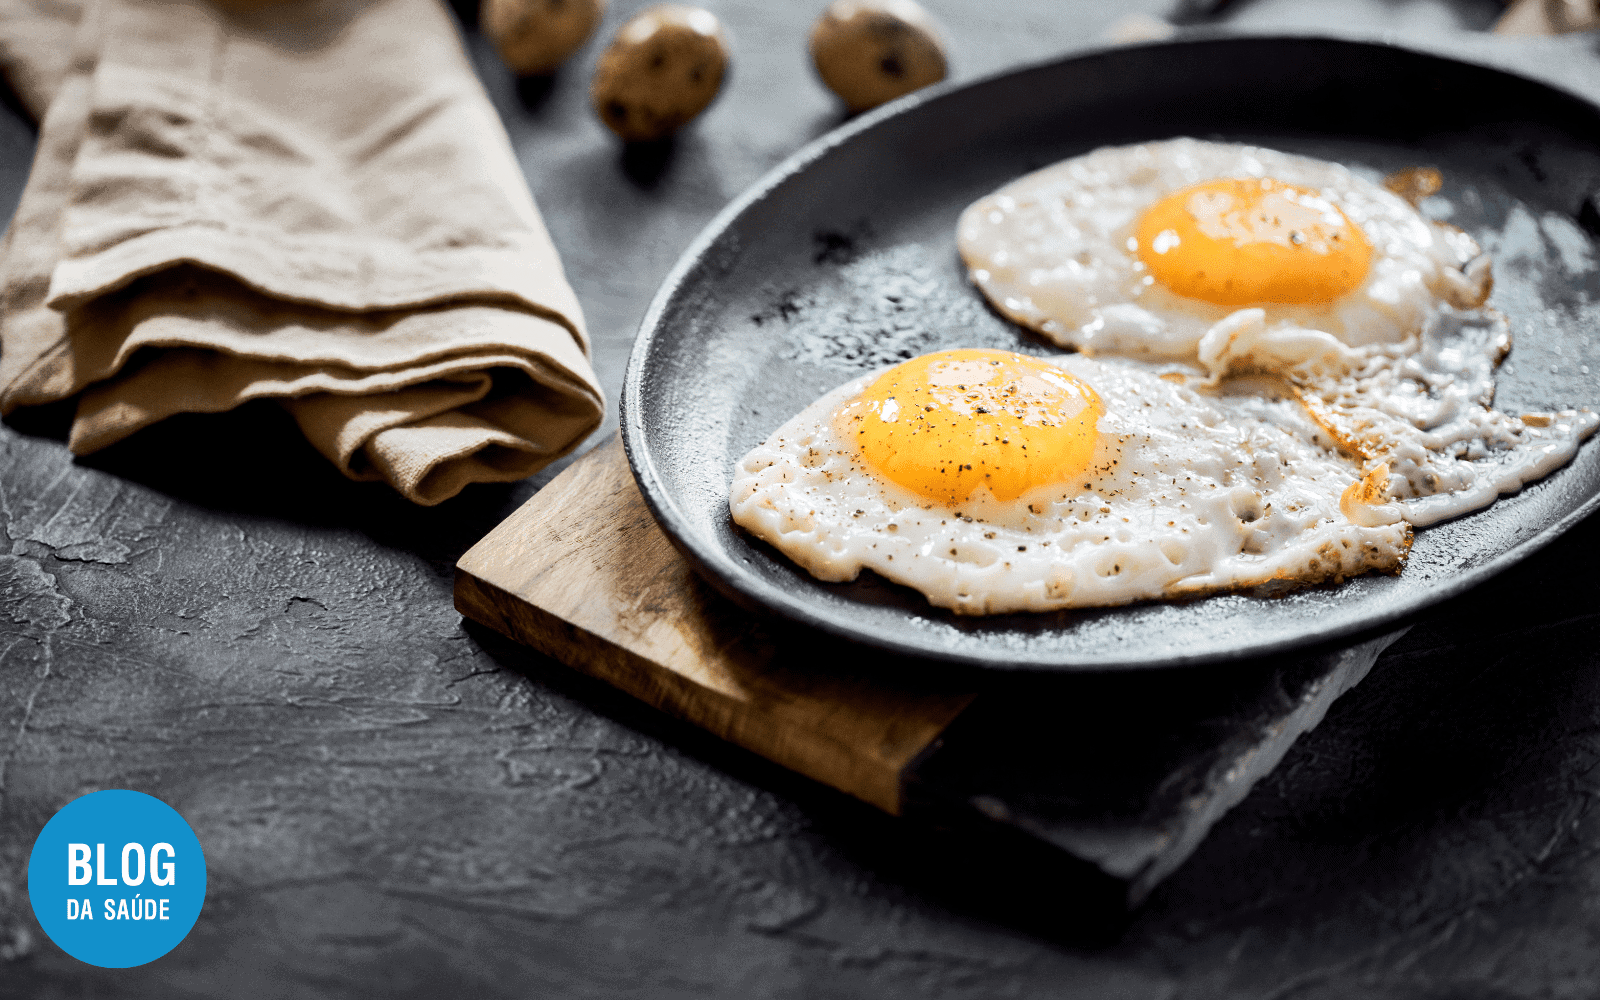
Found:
<box><xmin>1198</xmin><ymin>307</ymin><xmax>1600</xmax><ymax>528</ymax></box>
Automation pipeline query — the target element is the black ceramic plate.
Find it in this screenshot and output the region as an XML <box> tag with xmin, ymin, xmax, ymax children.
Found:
<box><xmin>621</xmin><ymin>35</ymin><xmax>1600</xmax><ymax>671</ymax></box>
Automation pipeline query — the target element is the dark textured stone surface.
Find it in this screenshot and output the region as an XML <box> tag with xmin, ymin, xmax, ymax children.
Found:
<box><xmin>906</xmin><ymin>633</ymin><xmax>1404</xmax><ymax>907</ymax></box>
<box><xmin>2</xmin><ymin>1</ymin><xmax>1599</xmax><ymax>997</ymax></box>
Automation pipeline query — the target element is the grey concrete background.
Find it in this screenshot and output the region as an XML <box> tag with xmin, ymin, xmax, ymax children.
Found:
<box><xmin>4</xmin><ymin>1</ymin><xmax>1600</xmax><ymax>997</ymax></box>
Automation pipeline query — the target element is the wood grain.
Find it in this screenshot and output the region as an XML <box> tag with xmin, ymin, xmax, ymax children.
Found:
<box><xmin>454</xmin><ymin>436</ymin><xmax>975</xmax><ymax>815</ymax></box>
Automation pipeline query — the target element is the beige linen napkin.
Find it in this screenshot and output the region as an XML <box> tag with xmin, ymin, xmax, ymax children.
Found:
<box><xmin>1497</xmin><ymin>0</ymin><xmax>1600</xmax><ymax>34</ymax></box>
<box><xmin>0</xmin><ymin>0</ymin><xmax>603</xmax><ymax>504</ymax></box>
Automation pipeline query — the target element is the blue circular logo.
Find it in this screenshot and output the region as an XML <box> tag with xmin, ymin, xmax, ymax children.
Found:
<box><xmin>27</xmin><ymin>790</ymin><xmax>207</xmax><ymax>968</ymax></box>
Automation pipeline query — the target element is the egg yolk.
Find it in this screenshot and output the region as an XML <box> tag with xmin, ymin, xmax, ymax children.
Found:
<box><xmin>835</xmin><ymin>349</ymin><xmax>1103</xmax><ymax>506</ymax></box>
<box><xmin>1135</xmin><ymin>177</ymin><xmax>1372</xmax><ymax>306</ymax></box>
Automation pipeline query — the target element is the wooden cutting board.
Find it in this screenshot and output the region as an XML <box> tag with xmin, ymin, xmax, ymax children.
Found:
<box><xmin>454</xmin><ymin>436</ymin><xmax>1404</xmax><ymax>906</ymax></box>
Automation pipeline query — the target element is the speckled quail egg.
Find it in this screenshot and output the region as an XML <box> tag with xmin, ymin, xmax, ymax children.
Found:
<box><xmin>591</xmin><ymin>4</ymin><xmax>728</xmax><ymax>142</ymax></box>
<box><xmin>809</xmin><ymin>0</ymin><xmax>948</xmax><ymax>113</ymax></box>
<box><xmin>482</xmin><ymin>0</ymin><xmax>607</xmax><ymax>76</ymax></box>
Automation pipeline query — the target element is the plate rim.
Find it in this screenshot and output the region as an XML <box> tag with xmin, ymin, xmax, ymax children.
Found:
<box><xmin>619</xmin><ymin>31</ymin><xmax>1600</xmax><ymax>671</ymax></box>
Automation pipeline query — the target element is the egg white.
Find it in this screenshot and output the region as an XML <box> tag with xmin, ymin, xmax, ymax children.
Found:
<box><xmin>957</xmin><ymin>138</ymin><xmax>1489</xmax><ymax>359</ymax></box>
<box><xmin>730</xmin><ymin>354</ymin><xmax>1411</xmax><ymax>615</ymax></box>
<box><xmin>1200</xmin><ymin>307</ymin><xmax>1600</xmax><ymax>526</ymax></box>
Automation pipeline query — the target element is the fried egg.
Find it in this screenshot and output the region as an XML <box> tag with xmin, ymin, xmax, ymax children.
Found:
<box><xmin>731</xmin><ymin>143</ymin><xmax>1595</xmax><ymax>616</ymax></box>
<box><xmin>730</xmin><ymin>348</ymin><xmax>1411</xmax><ymax>615</ymax></box>
<box><xmin>957</xmin><ymin>139</ymin><xmax>1489</xmax><ymax>359</ymax></box>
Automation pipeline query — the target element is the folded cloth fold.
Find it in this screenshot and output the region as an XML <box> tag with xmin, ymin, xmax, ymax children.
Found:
<box><xmin>0</xmin><ymin>0</ymin><xmax>604</xmax><ymax>504</ymax></box>
<box><xmin>0</xmin><ymin>0</ymin><xmax>80</xmax><ymax>122</ymax></box>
